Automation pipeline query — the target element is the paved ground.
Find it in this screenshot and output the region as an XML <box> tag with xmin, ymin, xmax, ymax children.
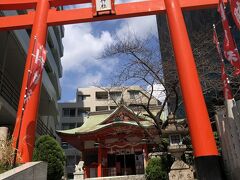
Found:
<box><xmin>85</xmin><ymin>175</ymin><xmax>145</xmax><ymax>180</ymax></box>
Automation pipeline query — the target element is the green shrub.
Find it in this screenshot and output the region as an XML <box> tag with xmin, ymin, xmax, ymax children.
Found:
<box><xmin>33</xmin><ymin>135</ymin><xmax>66</xmax><ymax>180</ymax></box>
<box><xmin>146</xmin><ymin>157</ymin><xmax>168</xmax><ymax>180</ymax></box>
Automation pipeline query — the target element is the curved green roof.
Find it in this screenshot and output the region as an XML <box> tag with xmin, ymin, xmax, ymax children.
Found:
<box><xmin>57</xmin><ymin>105</ymin><xmax>156</xmax><ymax>135</ymax></box>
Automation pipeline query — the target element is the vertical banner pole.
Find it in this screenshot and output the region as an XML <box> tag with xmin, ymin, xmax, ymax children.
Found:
<box><xmin>163</xmin><ymin>0</ymin><xmax>223</xmax><ymax>179</ymax></box>
<box><xmin>12</xmin><ymin>0</ymin><xmax>50</xmax><ymax>162</ymax></box>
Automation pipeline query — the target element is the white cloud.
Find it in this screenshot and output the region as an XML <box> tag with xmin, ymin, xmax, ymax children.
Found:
<box><xmin>61</xmin><ymin>15</ymin><xmax>157</xmax><ymax>75</ymax></box>
<box><xmin>116</xmin><ymin>15</ymin><xmax>158</xmax><ymax>39</ymax></box>
<box><xmin>62</xmin><ymin>24</ymin><xmax>114</xmax><ymax>73</ymax></box>
<box><xmin>61</xmin><ymin>14</ymin><xmax>159</xmax><ymax>101</ymax></box>
<box><xmin>77</xmin><ymin>72</ymin><xmax>103</xmax><ymax>87</ymax></box>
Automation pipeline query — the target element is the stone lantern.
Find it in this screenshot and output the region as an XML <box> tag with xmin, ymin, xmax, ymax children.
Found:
<box><xmin>162</xmin><ymin>113</ymin><xmax>194</xmax><ymax>180</ymax></box>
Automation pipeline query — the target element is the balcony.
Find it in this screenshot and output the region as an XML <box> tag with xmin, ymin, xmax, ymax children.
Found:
<box><xmin>0</xmin><ymin>69</ymin><xmax>20</xmax><ymax>111</ymax></box>
<box><xmin>36</xmin><ymin>118</ymin><xmax>56</xmax><ymax>139</ymax></box>
<box><xmin>96</xmin><ymin>92</ymin><xmax>108</xmax><ymax>100</ymax></box>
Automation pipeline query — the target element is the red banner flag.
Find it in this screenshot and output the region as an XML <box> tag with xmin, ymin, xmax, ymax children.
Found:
<box><xmin>213</xmin><ymin>25</ymin><xmax>233</xmax><ymax>99</ymax></box>
<box><xmin>24</xmin><ymin>41</ymin><xmax>47</xmax><ymax>103</ymax></box>
<box><xmin>218</xmin><ymin>0</ymin><xmax>240</xmax><ymax>75</ymax></box>
<box><xmin>230</xmin><ymin>0</ymin><xmax>240</xmax><ymax>30</ymax></box>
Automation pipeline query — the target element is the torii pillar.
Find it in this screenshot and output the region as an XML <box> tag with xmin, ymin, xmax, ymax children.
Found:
<box><xmin>164</xmin><ymin>0</ymin><xmax>222</xmax><ymax>179</ymax></box>
<box><xmin>12</xmin><ymin>0</ymin><xmax>49</xmax><ymax>162</ymax></box>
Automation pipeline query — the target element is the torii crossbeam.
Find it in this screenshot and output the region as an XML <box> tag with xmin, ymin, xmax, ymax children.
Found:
<box><xmin>1</xmin><ymin>0</ymin><xmax>222</xmax><ymax>30</ymax></box>
<box><xmin>0</xmin><ymin>0</ymin><xmax>224</xmax><ymax>179</ymax></box>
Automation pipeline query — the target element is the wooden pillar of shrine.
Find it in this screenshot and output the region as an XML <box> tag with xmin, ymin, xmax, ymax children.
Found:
<box><xmin>97</xmin><ymin>145</ymin><xmax>102</xmax><ymax>177</ymax></box>
<box><xmin>102</xmin><ymin>148</ymin><xmax>108</xmax><ymax>176</ymax></box>
<box><xmin>143</xmin><ymin>144</ymin><xmax>148</xmax><ymax>171</ymax></box>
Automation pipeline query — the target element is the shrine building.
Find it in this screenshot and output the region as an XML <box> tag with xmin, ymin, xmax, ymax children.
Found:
<box><xmin>57</xmin><ymin>105</ymin><xmax>161</xmax><ymax>178</ymax></box>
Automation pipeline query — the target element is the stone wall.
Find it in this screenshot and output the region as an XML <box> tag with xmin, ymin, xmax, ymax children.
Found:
<box><xmin>0</xmin><ymin>161</ymin><xmax>47</xmax><ymax>180</ymax></box>
<box><xmin>215</xmin><ymin>100</ymin><xmax>240</xmax><ymax>179</ymax></box>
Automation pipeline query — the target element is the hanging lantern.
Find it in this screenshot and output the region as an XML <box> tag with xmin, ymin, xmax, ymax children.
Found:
<box><xmin>92</xmin><ymin>0</ymin><xmax>115</xmax><ymax>16</ymax></box>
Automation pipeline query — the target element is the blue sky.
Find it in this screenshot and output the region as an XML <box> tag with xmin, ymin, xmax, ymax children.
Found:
<box><xmin>59</xmin><ymin>15</ymin><xmax>159</xmax><ymax>102</ymax></box>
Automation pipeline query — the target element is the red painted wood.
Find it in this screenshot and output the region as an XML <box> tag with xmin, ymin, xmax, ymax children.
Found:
<box><xmin>164</xmin><ymin>0</ymin><xmax>218</xmax><ymax>157</ymax></box>
<box><xmin>50</xmin><ymin>0</ymin><xmax>92</xmax><ymax>7</ymax></box>
<box><xmin>98</xmin><ymin>145</ymin><xmax>102</xmax><ymax>177</ymax></box>
<box><xmin>0</xmin><ymin>0</ymin><xmax>37</xmax><ymax>10</ymax></box>
<box><xmin>0</xmin><ymin>0</ymin><xmax>91</xmax><ymax>10</ymax></box>
<box><xmin>0</xmin><ymin>0</ymin><xmax>223</xmax><ymax>162</ymax></box>
<box><xmin>0</xmin><ymin>0</ymin><xmax>222</xmax><ymax>31</ymax></box>
<box><xmin>0</xmin><ymin>13</ymin><xmax>34</xmax><ymax>31</ymax></box>
<box><xmin>12</xmin><ymin>0</ymin><xmax>50</xmax><ymax>162</ymax></box>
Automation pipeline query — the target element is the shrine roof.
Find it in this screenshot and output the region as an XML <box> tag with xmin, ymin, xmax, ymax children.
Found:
<box><xmin>57</xmin><ymin>105</ymin><xmax>156</xmax><ymax>135</ymax></box>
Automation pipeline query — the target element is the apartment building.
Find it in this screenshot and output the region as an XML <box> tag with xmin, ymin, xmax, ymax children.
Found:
<box><xmin>0</xmin><ymin>10</ymin><xmax>64</xmax><ymax>138</ymax></box>
<box><xmin>58</xmin><ymin>86</ymin><xmax>161</xmax><ymax>178</ymax></box>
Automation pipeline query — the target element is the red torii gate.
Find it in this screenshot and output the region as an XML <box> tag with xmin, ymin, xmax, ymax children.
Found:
<box><xmin>0</xmin><ymin>0</ymin><xmax>224</xmax><ymax>179</ymax></box>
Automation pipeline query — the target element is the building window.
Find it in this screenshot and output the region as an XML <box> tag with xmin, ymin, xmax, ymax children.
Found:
<box><xmin>129</xmin><ymin>90</ymin><xmax>140</xmax><ymax>99</ymax></box>
<box><xmin>84</xmin><ymin>107</ymin><xmax>90</xmax><ymax>112</ymax></box>
<box><xmin>76</xmin><ymin>122</ymin><xmax>83</xmax><ymax>127</ymax></box>
<box><xmin>96</xmin><ymin>92</ymin><xmax>108</xmax><ymax>100</ymax></box>
<box><xmin>96</xmin><ymin>106</ymin><xmax>108</xmax><ymax>111</ymax></box>
<box><xmin>109</xmin><ymin>92</ymin><xmax>122</xmax><ymax>101</ymax></box>
<box><xmin>77</xmin><ymin>95</ymin><xmax>90</xmax><ymax>102</ymax></box>
<box><xmin>69</xmin><ymin>108</ymin><xmax>76</xmax><ymax>117</ymax></box>
<box><xmin>77</xmin><ymin>108</ymin><xmax>84</xmax><ymax>117</ymax></box>
<box><xmin>62</xmin><ymin>108</ymin><xmax>76</xmax><ymax>117</ymax></box>
<box><xmin>62</xmin><ymin>108</ymin><xmax>69</xmax><ymax>117</ymax></box>
<box><xmin>77</xmin><ymin>107</ymin><xmax>90</xmax><ymax>117</ymax></box>
<box><xmin>110</xmin><ymin>106</ymin><xmax>117</xmax><ymax>110</ymax></box>
<box><xmin>62</xmin><ymin>123</ymin><xmax>76</xmax><ymax>130</ymax></box>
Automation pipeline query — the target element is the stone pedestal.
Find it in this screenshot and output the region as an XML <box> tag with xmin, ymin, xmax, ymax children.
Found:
<box><xmin>169</xmin><ymin>160</ymin><xmax>194</xmax><ymax>180</ymax></box>
<box><xmin>168</xmin><ymin>145</ymin><xmax>194</xmax><ymax>180</ymax></box>
<box><xmin>74</xmin><ymin>171</ymin><xmax>84</xmax><ymax>180</ymax></box>
<box><xmin>162</xmin><ymin>114</ymin><xmax>194</xmax><ymax>180</ymax></box>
